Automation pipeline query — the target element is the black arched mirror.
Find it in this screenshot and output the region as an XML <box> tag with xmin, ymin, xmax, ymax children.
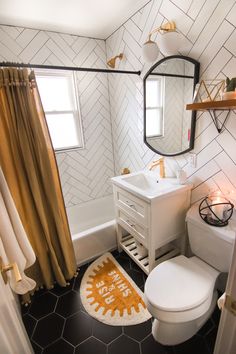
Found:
<box><xmin>144</xmin><ymin>55</ymin><xmax>200</xmax><ymax>156</ymax></box>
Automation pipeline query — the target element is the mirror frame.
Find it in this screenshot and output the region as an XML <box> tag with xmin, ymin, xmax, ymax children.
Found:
<box><xmin>143</xmin><ymin>55</ymin><xmax>200</xmax><ymax>157</ymax></box>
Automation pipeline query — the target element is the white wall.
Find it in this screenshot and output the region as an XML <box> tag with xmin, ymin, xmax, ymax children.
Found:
<box><xmin>0</xmin><ymin>26</ymin><xmax>115</xmax><ymax>207</ymax></box>
<box><xmin>106</xmin><ymin>0</ymin><xmax>236</xmax><ymax>205</ymax></box>
<box><xmin>1</xmin><ymin>0</ymin><xmax>236</xmax><ymax>207</ymax></box>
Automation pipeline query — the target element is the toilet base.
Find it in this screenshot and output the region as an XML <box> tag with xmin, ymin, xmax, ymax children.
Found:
<box><xmin>151</xmin><ymin>291</ymin><xmax>218</xmax><ymax>346</ymax></box>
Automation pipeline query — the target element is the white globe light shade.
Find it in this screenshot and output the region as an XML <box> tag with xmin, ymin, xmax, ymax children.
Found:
<box><xmin>142</xmin><ymin>40</ymin><xmax>160</xmax><ymax>62</ymax></box>
<box><xmin>158</xmin><ymin>31</ymin><xmax>183</xmax><ymax>56</ymax></box>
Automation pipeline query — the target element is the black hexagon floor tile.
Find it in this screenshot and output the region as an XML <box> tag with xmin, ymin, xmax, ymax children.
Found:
<box><xmin>125</xmin><ymin>268</ymin><xmax>145</xmax><ymax>288</ymax></box>
<box><xmin>115</xmin><ymin>255</ymin><xmax>131</xmax><ymax>271</ymax></box>
<box><xmin>43</xmin><ymin>338</ymin><xmax>74</xmax><ymax>354</ymax></box>
<box><xmin>130</xmin><ymin>259</ymin><xmax>144</xmax><ymax>273</ymax></box>
<box><xmin>139</xmin><ymin>284</ymin><xmax>145</xmax><ymax>292</ymax></box>
<box><xmin>75</xmin><ymin>337</ymin><xmax>107</xmax><ymax>354</ymax></box>
<box><xmin>77</xmin><ymin>263</ymin><xmax>89</xmax><ymax>277</ymax></box>
<box><xmin>205</xmin><ymin>327</ymin><xmax>218</xmax><ymax>354</ymax></box>
<box><xmin>92</xmin><ymin>318</ymin><xmax>122</xmax><ymax>344</ymax></box>
<box><xmin>119</xmin><ymin>251</ymin><xmax>131</xmax><ymax>259</ymax></box>
<box><xmin>31</xmin><ymin>341</ymin><xmax>43</xmax><ymax>354</ymax></box>
<box><xmin>32</xmin><ymin>313</ymin><xmax>64</xmax><ymax>348</ymax></box>
<box><xmin>50</xmin><ymin>280</ymin><xmax>74</xmax><ymax>296</ymax></box>
<box><xmin>33</xmin><ymin>287</ymin><xmax>49</xmax><ymax>299</ymax></box>
<box><xmin>23</xmin><ymin>251</ymin><xmax>220</xmax><ymax>353</ymax></box>
<box><xmin>22</xmin><ymin>314</ymin><xmax>37</xmax><ymax>338</ymax></box>
<box><xmin>141</xmin><ymin>334</ymin><xmax>174</xmax><ymax>354</ymax></box>
<box><xmin>211</xmin><ymin>306</ymin><xmax>221</xmax><ymax>326</ymax></box>
<box><xmin>197</xmin><ymin>318</ymin><xmax>214</xmax><ymax>337</ymax></box>
<box><xmin>108</xmin><ymin>334</ymin><xmax>140</xmax><ymax>354</ymax></box>
<box><xmin>29</xmin><ymin>292</ymin><xmax>57</xmax><ymax>320</ymax></box>
<box><xmin>111</xmin><ymin>250</ymin><xmax>120</xmax><ymax>258</ymax></box>
<box><xmin>63</xmin><ymin>311</ymin><xmax>93</xmax><ymax>346</ymax></box>
<box><xmin>124</xmin><ymin>319</ymin><xmax>152</xmax><ymax>341</ymax></box>
<box><xmin>73</xmin><ymin>274</ymin><xmax>83</xmax><ymax>292</ymax></box>
<box><xmin>55</xmin><ymin>290</ymin><xmax>81</xmax><ymax>317</ymax></box>
<box><xmin>174</xmin><ymin>334</ymin><xmax>209</xmax><ymax>354</ymax></box>
<box><xmin>21</xmin><ymin>303</ymin><xmax>29</xmax><ymax>315</ymax></box>
<box><xmin>72</xmin><ymin>265</ymin><xmax>88</xmax><ymax>293</ymax></box>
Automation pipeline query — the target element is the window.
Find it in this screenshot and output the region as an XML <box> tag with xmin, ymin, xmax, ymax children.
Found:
<box><xmin>146</xmin><ymin>77</ymin><xmax>164</xmax><ymax>138</ymax></box>
<box><xmin>35</xmin><ymin>70</ymin><xmax>84</xmax><ymax>151</ymax></box>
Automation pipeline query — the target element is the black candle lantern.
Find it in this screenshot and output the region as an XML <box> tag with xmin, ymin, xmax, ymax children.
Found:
<box><xmin>199</xmin><ymin>191</ymin><xmax>234</xmax><ymax>227</ymax></box>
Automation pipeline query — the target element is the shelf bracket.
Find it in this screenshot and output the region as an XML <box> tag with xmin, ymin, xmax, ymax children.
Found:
<box><xmin>207</xmin><ymin>109</ymin><xmax>230</xmax><ymax>133</ymax></box>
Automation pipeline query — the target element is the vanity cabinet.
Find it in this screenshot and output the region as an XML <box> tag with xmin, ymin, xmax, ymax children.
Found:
<box><xmin>113</xmin><ymin>183</ymin><xmax>192</xmax><ymax>274</ymax></box>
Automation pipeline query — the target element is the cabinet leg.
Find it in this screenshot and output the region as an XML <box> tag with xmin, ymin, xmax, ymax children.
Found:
<box><xmin>148</xmin><ymin>248</ymin><xmax>156</xmax><ymax>272</ymax></box>
<box><xmin>116</xmin><ymin>223</ymin><xmax>123</xmax><ymax>253</ymax></box>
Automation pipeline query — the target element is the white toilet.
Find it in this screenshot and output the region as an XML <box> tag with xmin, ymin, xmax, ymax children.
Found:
<box><xmin>144</xmin><ymin>203</ymin><xmax>236</xmax><ymax>346</ymax></box>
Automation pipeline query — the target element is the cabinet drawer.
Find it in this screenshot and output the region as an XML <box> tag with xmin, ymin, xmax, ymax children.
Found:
<box><xmin>114</xmin><ymin>187</ymin><xmax>149</xmax><ymax>226</ymax></box>
<box><xmin>117</xmin><ymin>209</ymin><xmax>148</xmax><ymax>247</ymax></box>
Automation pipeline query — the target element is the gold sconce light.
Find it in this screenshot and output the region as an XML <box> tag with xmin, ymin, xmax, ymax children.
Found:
<box><xmin>107</xmin><ymin>53</ymin><xmax>124</xmax><ymax>68</ymax></box>
<box><xmin>142</xmin><ymin>20</ymin><xmax>183</xmax><ymax>62</ymax></box>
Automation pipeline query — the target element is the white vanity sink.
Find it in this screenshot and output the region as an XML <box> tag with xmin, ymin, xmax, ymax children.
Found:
<box><xmin>111</xmin><ymin>171</ymin><xmax>189</xmax><ymax>202</ymax></box>
<box><xmin>111</xmin><ymin>170</ymin><xmax>192</xmax><ymax>273</ymax></box>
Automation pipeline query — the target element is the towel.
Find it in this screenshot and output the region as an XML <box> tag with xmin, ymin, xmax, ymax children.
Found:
<box><xmin>0</xmin><ymin>167</ymin><xmax>36</xmax><ymax>294</ymax></box>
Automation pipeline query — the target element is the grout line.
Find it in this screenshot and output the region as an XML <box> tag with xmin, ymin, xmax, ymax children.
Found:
<box><xmin>191</xmin><ymin>169</ymin><xmax>222</xmax><ymax>190</ymax></box>
<box><xmin>0</xmin><ymin>22</ymin><xmax>106</xmax><ymax>41</ymax></box>
<box><xmin>169</xmin><ymin>0</ymin><xmax>195</xmax><ymax>23</ymax></box>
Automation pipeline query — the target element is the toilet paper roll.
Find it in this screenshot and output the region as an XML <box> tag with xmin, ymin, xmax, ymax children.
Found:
<box><xmin>217</xmin><ymin>292</ymin><xmax>226</xmax><ymax>310</ymax></box>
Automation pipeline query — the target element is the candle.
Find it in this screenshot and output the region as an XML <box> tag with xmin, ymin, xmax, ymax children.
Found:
<box><xmin>211</xmin><ymin>196</ymin><xmax>224</xmax><ymax>220</ymax></box>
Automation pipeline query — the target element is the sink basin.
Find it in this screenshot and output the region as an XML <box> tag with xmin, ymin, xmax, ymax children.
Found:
<box><xmin>111</xmin><ymin>171</ymin><xmax>191</xmax><ymax>202</ymax></box>
<box><xmin>123</xmin><ymin>173</ymin><xmax>172</xmax><ymax>191</ymax></box>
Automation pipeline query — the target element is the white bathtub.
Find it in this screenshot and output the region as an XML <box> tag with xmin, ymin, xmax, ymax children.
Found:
<box><xmin>66</xmin><ymin>195</ymin><xmax>117</xmax><ymax>265</ymax></box>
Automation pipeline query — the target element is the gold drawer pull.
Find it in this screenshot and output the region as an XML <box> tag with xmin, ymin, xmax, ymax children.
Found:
<box><xmin>0</xmin><ymin>256</ymin><xmax>22</xmax><ymax>284</ymax></box>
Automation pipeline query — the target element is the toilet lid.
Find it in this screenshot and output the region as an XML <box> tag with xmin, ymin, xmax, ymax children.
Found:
<box><xmin>145</xmin><ymin>255</ymin><xmax>216</xmax><ymax>312</ymax></box>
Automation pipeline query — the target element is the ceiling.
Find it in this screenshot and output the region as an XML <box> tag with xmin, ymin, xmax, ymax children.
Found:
<box><xmin>0</xmin><ymin>0</ymin><xmax>150</xmax><ymax>39</ymax></box>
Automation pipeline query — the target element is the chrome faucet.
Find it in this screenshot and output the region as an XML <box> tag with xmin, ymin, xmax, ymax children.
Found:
<box><xmin>148</xmin><ymin>157</ymin><xmax>166</xmax><ymax>178</ymax></box>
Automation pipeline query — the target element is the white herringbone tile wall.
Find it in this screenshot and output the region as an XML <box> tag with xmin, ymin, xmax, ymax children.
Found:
<box><xmin>106</xmin><ymin>0</ymin><xmax>236</xmax><ymax>204</ymax></box>
<box><xmin>0</xmin><ymin>25</ymin><xmax>115</xmax><ymax>207</ymax></box>
<box><xmin>1</xmin><ymin>0</ymin><xmax>236</xmax><ymax>208</ymax></box>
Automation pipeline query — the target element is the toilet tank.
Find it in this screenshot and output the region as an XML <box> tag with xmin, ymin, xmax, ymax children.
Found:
<box><xmin>186</xmin><ymin>204</ymin><xmax>236</xmax><ymax>272</ymax></box>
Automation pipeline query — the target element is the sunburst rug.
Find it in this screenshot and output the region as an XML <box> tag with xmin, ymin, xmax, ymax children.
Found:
<box><xmin>80</xmin><ymin>252</ymin><xmax>151</xmax><ymax>325</ymax></box>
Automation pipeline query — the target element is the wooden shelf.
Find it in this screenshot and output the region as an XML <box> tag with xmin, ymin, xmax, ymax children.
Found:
<box><xmin>120</xmin><ymin>234</ymin><xmax>180</xmax><ymax>275</ymax></box>
<box><xmin>186</xmin><ymin>99</ymin><xmax>236</xmax><ymax>111</ymax></box>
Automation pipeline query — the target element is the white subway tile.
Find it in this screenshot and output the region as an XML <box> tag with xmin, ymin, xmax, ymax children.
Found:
<box><xmin>160</xmin><ymin>0</ymin><xmax>193</xmax><ymax>35</ymax></box>
<box><xmin>217</xmin><ymin>130</ymin><xmax>236</xmax><ymax>164</ymax></box>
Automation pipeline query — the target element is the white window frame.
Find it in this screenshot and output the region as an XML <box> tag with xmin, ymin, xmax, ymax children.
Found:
<box><xmin>35</xmin><ymin>69</ymin><xmax>84</xmax><ymax>153</ymax></box>
<box><xmin>146</xmin><ymin>77</ymin><xmax>165</xmax><ymax>139</ymax></box>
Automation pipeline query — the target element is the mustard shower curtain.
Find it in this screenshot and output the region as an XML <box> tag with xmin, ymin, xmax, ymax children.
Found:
<box><xmin>0</xmin><ymin>67</ymin><xmax>77</xmax><ymax>303</ymax></box>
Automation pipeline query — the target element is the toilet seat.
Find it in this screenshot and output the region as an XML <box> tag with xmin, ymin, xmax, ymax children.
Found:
<box><xmin>144</xmin><ymin>255</ymin><xmax>219</xmax><ymax>323</ymax></box>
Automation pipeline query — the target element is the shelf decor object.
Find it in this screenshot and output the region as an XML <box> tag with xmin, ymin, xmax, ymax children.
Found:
<box><xmin>193</xmin><ymin>79</ymin><xmax>225</xmax><ymax>103</ymax></box>
<box><xmin>186</xmin><ymin>99</ymin><xmax>236</xmax><ymax>133</ymax></box>
<box><xmin>222</xmin><ymin>77</ymin><xmax>236</xmax><ymax>100</ymax></box>
<box><xmin>199</xmin><ymin>191</ymin><xmax>234</xmax><ymax>227</ymax></box>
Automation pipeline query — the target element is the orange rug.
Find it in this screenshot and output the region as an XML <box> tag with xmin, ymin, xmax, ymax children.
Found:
<box><xmin>80</xmin><ymin>252</ymin><xmax>151</xmax><ymax>325</ymax></box>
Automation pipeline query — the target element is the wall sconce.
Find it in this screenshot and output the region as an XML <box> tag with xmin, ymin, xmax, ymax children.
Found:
<box><xmin>107</xmin><ymin>53</ymin><xmax>124</xmax><ymax>68</ymax></box>
<box><xmin>142</xmin><ymin>21</ymin><xmax>183</xmax><ymax>62</ymax></box>
<box><xmin>199</xmin><ymin>190</ymin><xmax>234</xmax><ymax>227</ymax></box>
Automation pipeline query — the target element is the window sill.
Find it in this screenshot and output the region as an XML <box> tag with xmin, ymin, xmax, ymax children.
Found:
<box><xmin>54</xmin><ymin>145</ymin><xmax>84</xmax><ymax>154</ymax></box>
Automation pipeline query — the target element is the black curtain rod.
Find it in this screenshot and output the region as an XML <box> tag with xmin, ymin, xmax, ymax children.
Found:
<box><xmin>149</xmin><ymin>72</ymin><xmax>194</xmax><ymax>79</ymax></box>
<box><xmin>0</xmin><ymin>62</ymin><xmax>141</xmax><ymax>76</ymax></box>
